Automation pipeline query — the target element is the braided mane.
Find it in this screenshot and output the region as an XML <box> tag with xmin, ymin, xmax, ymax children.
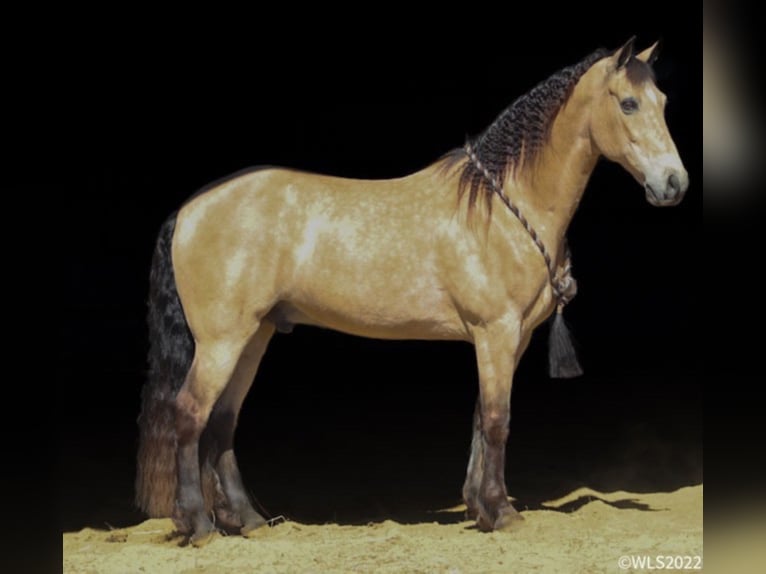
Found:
<box><xmin>446</xmin><ymin>48</ymin><xmax>610</xmax><ymax>214</ymax></box>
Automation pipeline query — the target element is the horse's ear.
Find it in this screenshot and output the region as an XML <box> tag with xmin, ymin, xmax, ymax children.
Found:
<box><xmin>614</xmin><ymin>36</ymin><xmax>636</xmax><ymax>69</ymax></box>
<box><xmin>636</xmin><ymin>39</ymin><xmax>661</xmax><ymax>66</ymax></box>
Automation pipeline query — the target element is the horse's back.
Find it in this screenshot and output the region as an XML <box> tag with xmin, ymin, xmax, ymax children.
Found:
<box><xmin>174</xmin><ymin>165</ymin><xmax>447</xmax><ymax>262</ymax></box>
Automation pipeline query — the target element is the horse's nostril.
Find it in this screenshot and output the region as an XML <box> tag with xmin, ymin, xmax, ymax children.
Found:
<box><xmin>668</xmin><ymin>173</ymin><xmax>681</xmax><ymax>196</ymax></box>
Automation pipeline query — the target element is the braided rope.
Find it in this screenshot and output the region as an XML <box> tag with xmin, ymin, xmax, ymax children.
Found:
<box><xmin>463</xmin><ymin>142</ymin><xmax>575</xmax><ymax>310</ymax></box>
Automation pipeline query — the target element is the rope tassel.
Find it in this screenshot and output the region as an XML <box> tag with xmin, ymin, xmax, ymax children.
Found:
<box><xmin>548</xmin><ymin>304</ymin><xmax>583</xmax><ymax>378</ymax></box>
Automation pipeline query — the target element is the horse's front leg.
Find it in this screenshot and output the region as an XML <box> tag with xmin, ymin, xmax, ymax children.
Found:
<box><xmin>462</xmin><ymin>398</ymin><xmax>483</xmax><ymax>520</ymax></box>
<box><xmin>471</xmin><ymin>322</ymin><xmax>526</xmax><ymax>532</ymax></box>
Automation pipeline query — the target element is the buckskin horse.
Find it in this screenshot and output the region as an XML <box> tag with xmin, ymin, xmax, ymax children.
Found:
<box><xmin>136</xmin><ymin>38</ymin><xmax>688</xmax><ymax>546</ymax></box>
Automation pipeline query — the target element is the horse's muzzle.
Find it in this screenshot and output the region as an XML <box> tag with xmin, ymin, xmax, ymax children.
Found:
<box><xmin>645</xmin><ymin>170</ymin><xmax>689</xmax><ymax>207</ymax></box>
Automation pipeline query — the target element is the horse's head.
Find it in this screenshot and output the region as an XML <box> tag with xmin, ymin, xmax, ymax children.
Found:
<box><xmin>589</xmin><ymin>38</ymin><xmax>689</xmax><ymax>206</ymax></box>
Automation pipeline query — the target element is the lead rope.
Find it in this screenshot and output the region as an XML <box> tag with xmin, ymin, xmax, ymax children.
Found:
<box><xmin>464</xmin><ymin>142</ymin><xmax>583</xmax><ymax>377</ymax></box>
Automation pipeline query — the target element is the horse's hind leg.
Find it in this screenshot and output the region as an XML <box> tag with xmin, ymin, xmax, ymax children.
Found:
<box><xmin>174</xmin><ymin>334</ymin><xmax>253</xmax><ymax>546</ymax></box>
<box><xmin>200</xmin><ymin>321</ymin><xmax>276</xmax><ymax>537</ymax></box>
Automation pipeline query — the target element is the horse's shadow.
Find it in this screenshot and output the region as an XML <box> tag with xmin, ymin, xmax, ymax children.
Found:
<box><xmin>375</xmin><ymin>487</ymin><xmax>668</xmax><ymax>527</ymax></box>
<box><xmin>526</xmin><ymin>494</ymin><xmax>661</xmax><ymax>513</ymax></box>
<box><xmin>269</xmin><ymin>470</ymin><xmax>681</xmax><ymax>528</ymax></box>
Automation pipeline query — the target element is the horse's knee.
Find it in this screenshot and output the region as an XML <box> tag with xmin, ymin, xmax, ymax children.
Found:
<box><xmin>175</xmin><ymin>388</ymin><xmax>206</xmax><ymax>443</ymax></box>
<box><xmin>481</xmin><ymin>409</ymin><xmax>509</xmax><ymax>445</ymax></box>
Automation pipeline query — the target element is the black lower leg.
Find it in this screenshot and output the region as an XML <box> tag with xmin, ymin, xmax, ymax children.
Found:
<box><xmin>478</xmin><ymin>413</ymin><xmax>510</xmax><ymax>521</ymax></box>
<box><xmin>203</xmin><ymin>409</ymin><xmax>266</xmax><ymax>534</ymax></box>
<box><xmin>176</xmin><ymin>441</ymin><xmax>216</xmax><ymax>542</ymax></box>
<box><xmin>217</xmin><ymin>451</ymin><xmax>266</xmax><ymax>533</ymax></box>
<box><xmin>463</xmin><ymin>398</ymin><xmax>483</xmax><ymax>519</ymax></box>
<box><xmin>175</xmin><ymin>399</ymin><xmax>216</xmax><ymax>544</ymax></box>
<box><xmin>477</xmin><ymin>411</ymin><xmax>523</xmax><ymax>531</ymax></box>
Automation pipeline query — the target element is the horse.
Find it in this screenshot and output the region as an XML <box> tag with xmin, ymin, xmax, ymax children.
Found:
<box><xmin>135</xmin><ymin>38</ymin><xmax>688</xmax><ymax>546</ymax></box>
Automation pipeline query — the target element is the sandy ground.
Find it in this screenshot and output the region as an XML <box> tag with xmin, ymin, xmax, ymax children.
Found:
<box><xmin>63</xmin><ymin>484</ymin><xmax>702</xmax><ymax>573</ymax></box>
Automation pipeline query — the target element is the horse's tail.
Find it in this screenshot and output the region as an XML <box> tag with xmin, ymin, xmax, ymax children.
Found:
<box><xmin>135</xmin><ymin>212</ymin><xmax>194</xmax><ymax>517</ymax></box>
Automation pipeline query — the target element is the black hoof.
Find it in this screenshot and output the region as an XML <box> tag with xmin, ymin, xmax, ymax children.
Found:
<box><xmin>214</xmin><ymin>506</ymin><xmax>244</xmax><ymax>533</ymax></box>
<box><xmin>477</xmin><ymin>504</ymin><xmax>524</xmax><ymax>532</ymax></box>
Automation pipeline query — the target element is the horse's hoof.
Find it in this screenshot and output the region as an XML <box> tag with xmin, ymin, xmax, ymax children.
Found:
<box><xmin>493</xmin><ymin>507</ymin><xmax>525</xmax><ymax>532</ymax></box>
<box><xmin>476</xmin><ymin>505</ymin><xmax>524</xmax><ymax>532</ymax></box>
<box><xmin>215</xmin><ymin>507</ymin><xmax>244</xmax><ymax>534</ymax></box>
<box><xmin>190</xmin><ymin>529</ymin><xmax>218</xmax><ymax>548</ymax></box>
<box><xmin>476</xmin><ymin>515</ymin><xmax>492</xmax><ymax>532</ymax></box>
<box><xmin>241</xmin><ymin>516</ymin><xmax>268</xmax><ymax>538</ymax></box>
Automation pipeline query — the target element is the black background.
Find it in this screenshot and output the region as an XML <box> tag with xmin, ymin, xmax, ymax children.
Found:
<box><xmin>60</xmin><ymin>10</ymin><xmax>700</xmax><ymax>533</ymax></box>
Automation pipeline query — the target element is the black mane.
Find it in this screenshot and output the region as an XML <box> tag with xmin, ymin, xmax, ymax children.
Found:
<box><xmin>448</xmin><ymin>48</ymin><xmax>611</xmax><ymax>214</ymax></box>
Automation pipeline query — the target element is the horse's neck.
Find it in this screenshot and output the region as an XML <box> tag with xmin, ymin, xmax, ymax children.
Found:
<box><xmin>503</xmin><ymin>84</ymin><xmax>599</xmax><ymax>263</ymax></box>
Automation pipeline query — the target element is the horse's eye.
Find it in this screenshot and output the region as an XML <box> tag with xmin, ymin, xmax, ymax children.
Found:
<box><xmin>620</xmin><ymin>97</ymin><xmax>639</xmax><ymax>115</ymax></box>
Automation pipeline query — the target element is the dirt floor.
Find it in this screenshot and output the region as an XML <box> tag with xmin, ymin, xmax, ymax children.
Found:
<box><xmin>63</xmin><ymin>484</ymin><xmax>702</xmax><ymax>573</ymax></box>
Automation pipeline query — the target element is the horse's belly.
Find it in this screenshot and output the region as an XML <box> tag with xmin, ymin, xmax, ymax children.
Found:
<box><xmin>267</xmin><ymin>298</ymin><xmax>469</xmax><ymax>341</ymax></box>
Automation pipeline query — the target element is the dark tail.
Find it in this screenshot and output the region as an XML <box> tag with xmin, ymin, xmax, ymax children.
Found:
<box><xmin>135</xmin><ymin>212</ymin><xmax>194</xmax><ymax>517</ymax></box>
